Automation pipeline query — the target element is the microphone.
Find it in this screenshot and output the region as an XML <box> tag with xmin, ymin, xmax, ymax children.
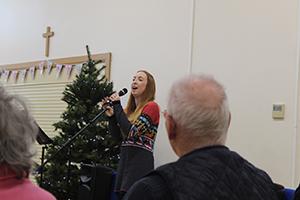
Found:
<box><xmin>103</xmin><ymin>88</ymin><xmax>128</xmax><ymax>106</ymax></box>
<box><xmin>117</xmin><ymin>88</ymin><xmax>128</xmax><ymax>97</ymax></box>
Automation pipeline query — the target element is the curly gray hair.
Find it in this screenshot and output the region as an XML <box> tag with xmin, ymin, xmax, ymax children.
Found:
<box><xmin>0</xmin><ymin>86</ymin><xmax>38</xmax><ymax>178</ymax></box>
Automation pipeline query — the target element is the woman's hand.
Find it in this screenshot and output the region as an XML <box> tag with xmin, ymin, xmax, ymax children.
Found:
<box><xmin>109</xmin><ymin>92</ymin><xmax>120</xmax><ymax>102</ymax></box>
<box><xmin>100</xmin><ymin>97</ymin><xmax>114</xmax><ymax>117</ymax></box>
<box><xmin>99</xmin><ymin>92</ymin><xmax>120</xmax><ymax>117</ymax></box>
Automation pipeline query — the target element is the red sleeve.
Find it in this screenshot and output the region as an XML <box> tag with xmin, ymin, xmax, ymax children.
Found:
<box><xmin>141</xmin><ymin>101</ymin><xmax>160</xmax><ymax>125</ymax></box>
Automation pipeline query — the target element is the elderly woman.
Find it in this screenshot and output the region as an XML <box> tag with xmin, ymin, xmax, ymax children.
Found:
<box><xmin>0</xmin><ymin>86</ymin><xmax>56</xmax><ymax>200</ymax></box>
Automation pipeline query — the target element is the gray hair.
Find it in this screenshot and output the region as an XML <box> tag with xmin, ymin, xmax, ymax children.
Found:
<box><xmin>0</xmin><ymin>86</ymin><xmax>38</xmax><ymax>178</ymax></box>
<box><xmin>167</xmin><ymin>74</ymin><xmax>230</xmax><ymax>142</ymax></box>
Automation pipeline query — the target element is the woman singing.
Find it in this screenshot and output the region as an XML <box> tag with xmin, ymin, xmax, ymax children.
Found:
<box><xmin>103</xmin><ymin>70</ymin><xmax>160</xmax><ymax>199</ymax></box>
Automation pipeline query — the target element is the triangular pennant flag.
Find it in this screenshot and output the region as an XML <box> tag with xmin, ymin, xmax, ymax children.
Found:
<box><xmin>65</xmin><ymin>65</ymin><xmax>73</xmax><ymax>79</ymax></box>
<box><xmin>29</xmin><ymin>66</ymin><xmax>35</xmax><ymax>79</ymax></box>
<box><xmin>46</xmin><ymin>61</ymin><xmax>53</xmax><ymax>75</ymax></box>
<box><xmin>11</xmin><ymin>70</ymin><xmax>18</xmax><ymax>82</ymax></box>
<box><xmin>56</xmin><ymin>64</ymin><xmax>63</xmax><ymax>79</ymax></box>
<box><xmin>38</xmin><ymin>62</ymin><xmax>44</xmax><ymax>76</ymax></box>
<box><xmin>19</xmin><ymin>69</ymin><xmax>27</xmax><ymax>82</ymax></box>
<box><xmin>3</xmin><ymin>70</ymin><xmax>10</xmax><ymax>82</ymax></box>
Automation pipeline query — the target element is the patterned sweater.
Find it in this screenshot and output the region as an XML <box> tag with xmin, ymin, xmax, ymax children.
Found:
<box><xmin>122</xmin><ymin>102</ymin><xmax>159</xmax><ymax>152</ymax></box>
<box><xmin>109</xmin><ymin>101</ymin><xmax>160</xmax><ymax>152</ymax></box>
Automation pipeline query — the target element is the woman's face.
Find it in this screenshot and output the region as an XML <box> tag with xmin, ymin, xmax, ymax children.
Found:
<box><xmin>131</xmin><ymin>71</ymin><xmax>148</xmax><ymax>98</ymax></box>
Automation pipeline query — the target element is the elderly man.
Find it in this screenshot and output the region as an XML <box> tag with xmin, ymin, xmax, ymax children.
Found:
<box><xmin>123</xmin><ymin>74</ymin><xmax>280</xmax><ymax>200</ymax></box>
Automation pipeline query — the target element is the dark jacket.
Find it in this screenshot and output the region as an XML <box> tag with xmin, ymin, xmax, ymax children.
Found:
<box><xmin>108</xmin><ymin>101</ymin><xmax>159</xmax><ymax>194</ymax></box>
<box><xmin>124</xmin><ymin>145</ymin><xmax>280</xmax><ymax>200</ymax></box>
<box><xmin>294</xmin><ymin>183</ymin><xmax>300</xmax><ymax>200</ymax></box>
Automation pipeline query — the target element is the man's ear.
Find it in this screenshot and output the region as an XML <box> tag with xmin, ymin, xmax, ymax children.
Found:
<box><xmin>165</xmin><ymin>114</ymin><xmax>176</xmax><ymax>140</ymax></box>
<box><xmin>228</xmin><ymin>112</ymin><xmax>231</xmax><ymax>128</ymax></box>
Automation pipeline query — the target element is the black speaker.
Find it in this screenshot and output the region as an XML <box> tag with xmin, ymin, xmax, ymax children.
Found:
<box><xmin>78</xmin><ymin>164</ymin><xmax>114</xmax><ymax>200</ymax></box>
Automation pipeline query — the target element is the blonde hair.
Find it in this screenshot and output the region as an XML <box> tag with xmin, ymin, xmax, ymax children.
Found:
<box><xmin>125</xmin><ymin>70</ymin><xmax>156</xmax><ymax>122</ymax></box>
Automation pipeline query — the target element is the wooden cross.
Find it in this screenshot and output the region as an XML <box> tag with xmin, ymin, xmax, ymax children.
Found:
<box><xmin>42</xmin><ymin>26</ymin><xmax>54</xmax><ymax>57</ymax></box>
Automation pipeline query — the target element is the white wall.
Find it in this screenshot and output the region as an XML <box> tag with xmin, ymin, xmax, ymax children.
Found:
<box><xmin>0</xmin><ymin>0</ymin><xmax>299</xmax><ymax>187</ymax></box>
<box><xmin>192</xmin><ymin>0</ymin><xmax>299</xmax><ymax>186</ymax></box>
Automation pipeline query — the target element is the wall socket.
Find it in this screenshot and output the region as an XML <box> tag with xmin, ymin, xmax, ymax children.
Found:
<box><xmin>272</xmin><ymin>103</ymin><xmax>285</xmax><ymax>119</ymax></box>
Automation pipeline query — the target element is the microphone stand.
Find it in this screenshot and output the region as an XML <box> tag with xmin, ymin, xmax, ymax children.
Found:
<box><xmin>38</xmin><ymin>107</ymin><xmax>109</xmax><ymax>183</ymax></box>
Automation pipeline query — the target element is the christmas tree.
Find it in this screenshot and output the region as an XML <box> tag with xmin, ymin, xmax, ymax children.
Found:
<box><xmin>36</xmin><ymin>46</ymin><xmax>120</xmax><ymax>200</ymax></box>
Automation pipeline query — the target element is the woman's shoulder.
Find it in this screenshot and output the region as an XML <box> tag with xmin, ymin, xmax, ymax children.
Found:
<box><xmin>143</xmin><ymin>101</ymin><xmax>159</xmax><ymax>111</ymax></box>
<box><xmin>142</xmin><ymin>101</ymin><xmax>159</xmax><ymax>124</ymax></box>
<box><xmin>20</xmin><ymin>179</ymin><xmax>57</xmax><ymax>199</ymax></box>
<box><xmin>141</xmin><ymin>101</ymin><xmax>160</xmax><ymax>122</ymax></box>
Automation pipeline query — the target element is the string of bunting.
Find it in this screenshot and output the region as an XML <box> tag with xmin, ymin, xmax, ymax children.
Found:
<box><xmin>0</xmin><ymin>61</ymin><xmax>83</xmax><ymax>83</ymax></box>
